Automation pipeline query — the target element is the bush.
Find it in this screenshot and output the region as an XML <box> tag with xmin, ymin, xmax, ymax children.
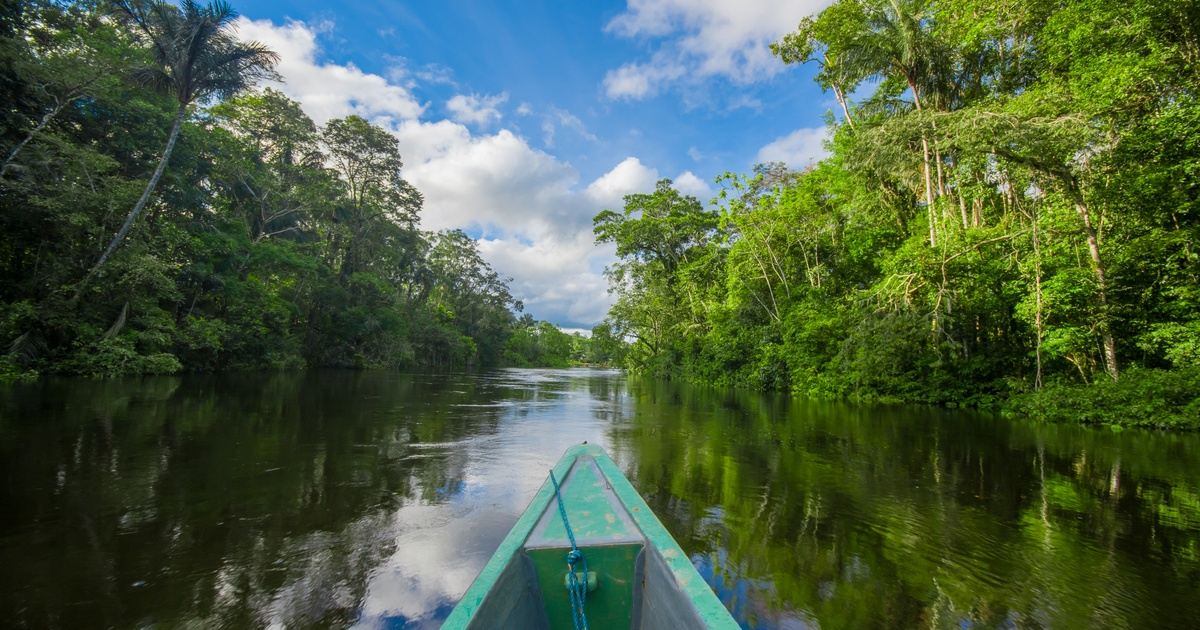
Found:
<box><xmin>1003</xmin><ymin>367</ymin><xmax>1200</xmax><ymax>429</ymax></box>
<box><xmin>62</xmin><ymin>336</ymin><xmax>183</xmax><ymax>378</ymax></box>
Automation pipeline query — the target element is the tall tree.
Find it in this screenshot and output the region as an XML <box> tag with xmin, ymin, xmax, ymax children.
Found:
<box><xmin>76</xmin><ymin>0</ymin><xmax>276</xmax><ymax>296</ymax></box>
<box><xmin>211</xmin><ymin>88</ymin><xmax>327</xmax><ymax>242</ymax></box>
<box><xmin>322</xmin><ymin>115</ymin><xmax>422</xmax><ymax>277</ymax></box>
<box><xmin>0</xmin><ymin>2</ymin><xmax>125</xmax><ymax>178</ymax></box>
<box><xmin>771</xmin><ymin>1</ymin><xmax>872</xmax><ymax>128</ymax></box>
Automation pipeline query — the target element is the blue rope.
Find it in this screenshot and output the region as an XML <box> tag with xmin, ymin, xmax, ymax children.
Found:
<box><xmin>549</xmin><ymin>469</ymin><xmax>589</xmax><ymax>630</ymax></box>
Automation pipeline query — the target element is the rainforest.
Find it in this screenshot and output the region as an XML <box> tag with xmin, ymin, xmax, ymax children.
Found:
<box><xmin>0</xmin><ymin>0</ymin><xmax>622</xmax><ymax>378</ymax></box>
<box><xmin>593</xmin><ymin>0</ymin><xmax>1200</xmax><ymax>428</ymax></box>
<box><xmin>2</xmin><ymin>0</ymin><xmax>1199</xmax><ymax>428</ymax></box>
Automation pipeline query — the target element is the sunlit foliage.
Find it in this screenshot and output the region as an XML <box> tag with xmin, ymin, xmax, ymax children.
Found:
<box><xmin>596</xmin><ymin>0</ymin><xmax>1200</xmax><ymax>427</ymax></box>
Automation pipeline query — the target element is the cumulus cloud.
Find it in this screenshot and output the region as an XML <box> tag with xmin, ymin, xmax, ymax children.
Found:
<box><xmin>237</xmin><ymin>18</ymin><xmax>706</xmax><ymax>328</ymax></box>
<box><xmin>603</xmin><ymin>0</ymin><xmax>833</xmax><ymax>99</ymax></box>
<box><xmin>234</xmin><ymin>18</ymin><xmax>424</xmax><ymax>126</ymax></box>
<box><xmin>585</xmin><ymin>157</ymin><xmax>713</xmax><ymax>208</ymax></box>
<box><xmin>674</xmin><ymin>170</ymin><xmax>713</xmax><ymax>199</ymax></box>
<box><xmin>479</xmin><ymin>235</ymin><xmax>618</xmax><ymax>326</ymax></box>
<box><xmin>603</xmin><ymin>52</ymin><xmax>687</xmax><ymax>100</ymax></box>
<box><xmin>395</xmin><ymin>125</ymin><xmax>583</xmax><ymax>236</ymax></box>
<box><xmin>756</xmin><ymin>126</ymin><xmax>830</xmax><ymax>169</ymax></box>
<box><xmin>446</xmin><ymin>92</ymin><xmax>508</xmax><ymax>126</ymax></box>
<box><xmin>585</xmin><ymin>157</ymin><xmax>660</xmax><ymax>208</ymax></box>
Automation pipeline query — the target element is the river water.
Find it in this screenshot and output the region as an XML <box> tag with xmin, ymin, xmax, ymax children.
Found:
<box><xmin>1</xmin><ymin>369</ymin><xmax>1197</xmax><ymax>628</ymax></box>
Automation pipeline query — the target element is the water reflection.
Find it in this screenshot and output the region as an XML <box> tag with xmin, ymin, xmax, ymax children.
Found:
<box><xmin>607</xmin><ymin>380</ymin><xmax>1200</xmax><ymax>629</ymax></box>
<box><xmin>1</xmin><ymin>370</ymin><xmax>1197</xmax><ymax>629</ymax></box>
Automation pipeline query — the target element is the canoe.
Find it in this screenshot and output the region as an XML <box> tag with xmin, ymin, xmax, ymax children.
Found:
<box><xmin>443</xmin><ymin>443</ymin><xmax>739</xmax><ymax>629</ymax></box>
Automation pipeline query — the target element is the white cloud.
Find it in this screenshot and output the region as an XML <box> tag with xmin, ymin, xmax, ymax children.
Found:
<box><xmin>238</xmin><ymin>17</ymin><xmax>725</xmax><ymax>328</ymax></box>
<box><xmin>392</xmin><ymin>121</ymin><xmax>624</xmax><ymax>328</ymax></box>
<box><xmin>446</xmin><ymin>92</ymin><xmax>508</xmax><ymax>126</ymax></box>
<box><xmin>234</xmin><ymin>18</ymin><xmax>424</xmax><ymax>126</ymax></box>
<box><xmin>603</xmin><ymin>52</ymin><xmax>687</xmax><ymax>100</ymax></box>
<box><xmin>478</xmin><ymin>236</ymin><xmax>618</xmax><ymax>326</ymax></box>
<box><xmin>674</xmin><ymin>170</ymin><xmax>712</xmax><ymax>199</ymax></box>
<box><xmin>516</xmin><ymin>102</ymin><xmax>533</xmax><ymax>116</ymax></box>
<box><xmin>585</xmin><ymin>157</ymin><xmax>712</xmax><ymax>208</ymax></box>
<box><xmin>585</xmin><ymin>157</ymin><xmax>660</xmax><ymax>208</ymax></box>
<box><xmin>395</xmin><ymin>125</ymin><xmax>582</xmax><ymax>235</ymax></box>
<box><xmin>756</xmin><ymin>126</ymin><xmax>830</xmax><ymax>169</ymax></box>
<box><xmin>603</xmin><ymin>0</ymin><xmax>833</xmax><ymax>99</ymax></box>
<box><xmin>540</xmin><ymin>107</ymin><xmax>598</xmax><ymax>148</ymax></box>
<box><xmin>414</xmin><ymin>63</ymin><xmax>456</xmax><ymax>86</ymax></box>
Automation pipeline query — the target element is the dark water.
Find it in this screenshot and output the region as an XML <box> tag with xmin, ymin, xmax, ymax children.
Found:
<box><xmin>1</xmin><ymin>370</ymin><xmax>1198</xmax><ymax>629</ymax></box>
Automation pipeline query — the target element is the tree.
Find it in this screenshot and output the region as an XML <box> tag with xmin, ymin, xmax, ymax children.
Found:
<box><xmin>589</xmin><ymin>322</ymin><xmax>627</xmax><ymax>366</ymax></box>
<box><xmin>322</xmin><ymin>115</ymin><xmax>422</xmax><ymax>277</ymax></box>
<box><xmin>1</xmin><ymin>0</ymin><xmax>542</xmax><ymax>380</ymax></box>
<box><xmin>594</xmin><ymin>179</ymin><xmax>719</xmax><ymax>277</ymax></box>
<box><xmin>425</xmin><ymin>229</ymin><xmax>520</xmax><ymax>367</ymax></box>
<box><xmin>0</xmin><ymin>1</ymin><xmax>125</xmax><ymax>178</ymax></box>
<box><xmin>771</xmin><ymin>1</ymin><xmax>872</xmax><ymax>128</ymax></box>
<box><xmin>593</xmin><ymin>0</ymin><xmax>1200</xmax><ymax>420</ymax></box>
<box><xmin>76</xmin><ymin>0</ymin><xmax>276</xmax><ymax>296</ymax></box>
<box><xmin>594</xmin><ymin>179</ymin><xmax>719</xmax><ymax>370</ymax></box>
<box><xmin>780</xmin><ymin>0</ymin><xmax>943</xmax><ymax>245</ymax></box>
<box><xmin>211</xmin><ymin>88</ymin><xmax>327</xmax><ymax>242</ymax></box>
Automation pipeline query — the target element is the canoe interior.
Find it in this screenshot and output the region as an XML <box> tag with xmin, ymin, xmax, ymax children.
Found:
<box><xmin>444</xmin><ymin>444</ymin><xmax>738</xmax><ymax>629</ymax></box>
<box><xmin>468</xmin><ymin>541</ymin><xmax>710</xmax><ymax>629</ymax></box>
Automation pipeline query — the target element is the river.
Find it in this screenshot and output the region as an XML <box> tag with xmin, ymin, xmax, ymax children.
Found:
<box><xmin>1</xmin><ymin>369</ymin><xmax>1197</xmax><ymax>628</ymax></box>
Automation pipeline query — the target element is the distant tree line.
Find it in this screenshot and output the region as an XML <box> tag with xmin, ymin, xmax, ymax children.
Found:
<box><xmin>595</xmin><ymin>0</ymin><xmax>1200</xmax><ymax>428</ymax></box>
<box><xmin>503</xmin><ymin>317</ymin><xmax>627</xmax><ymax>368</ymax></box>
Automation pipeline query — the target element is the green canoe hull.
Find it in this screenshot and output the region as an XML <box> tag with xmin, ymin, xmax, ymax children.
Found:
<box><xmin>443</xmin><ymin>443</ymin><xmax>739</xmax><ymax>629</ymax></box>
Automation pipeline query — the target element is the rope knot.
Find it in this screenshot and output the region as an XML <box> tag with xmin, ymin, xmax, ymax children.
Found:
<box><xmin>550</xmin><ymin>467</ymin><xmax>590</xmax><ymax>630</ymax></box>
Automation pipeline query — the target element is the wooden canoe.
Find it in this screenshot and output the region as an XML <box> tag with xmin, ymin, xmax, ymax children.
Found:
<box><xmin>443</xmin><ymin>443</ymin><xmax>739</xmax><ymax>629</ymax></box>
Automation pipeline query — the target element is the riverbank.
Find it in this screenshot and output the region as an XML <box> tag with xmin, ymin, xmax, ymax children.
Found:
<box><xmin>638</xmin><ymin>364</ymin><xmax>1200</xmax><ymax>431</ymax></box>
<box><xmin>1002</xmin><ymin>367</ymin><xmax>1200</xmax><ymax>430</ymax></box>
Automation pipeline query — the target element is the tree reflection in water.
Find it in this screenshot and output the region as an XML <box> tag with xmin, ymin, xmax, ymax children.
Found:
<box><xmin>608</xmin><ymin>379</ymin><xmax>1200</xmax><ymax>629</ymax></box>
<box><xmin>1</xmin><ymin>370</ymin><xmax>1197</xmax><ymax>628</ymax></box>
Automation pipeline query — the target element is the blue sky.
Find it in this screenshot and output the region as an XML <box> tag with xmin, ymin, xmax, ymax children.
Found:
<box><xmin>235</xmin><ymin>0</ymin><xmax>835</xmax><ymax>329</ymax></box>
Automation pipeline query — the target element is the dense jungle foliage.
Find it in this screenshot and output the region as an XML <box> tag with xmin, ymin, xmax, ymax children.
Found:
<box><xmin>0</xmin><ymin>0</ymin><xmax>619</xmax><ymax>378</ymax></box>
<box><xmin>595</xmin><ymin>0</ymin><xmax>1200</xmax><ymax>428</ymax></box>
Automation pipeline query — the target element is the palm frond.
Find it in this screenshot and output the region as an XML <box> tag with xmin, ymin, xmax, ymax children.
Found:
<box><xmin>128</xmin><ymin>66</ymin><xmax>175</xmax><ymax>95</ymax></box>
<box><xmin>115</xmin><ymin>0</ymin><xmax>277</xmax><ymax>105</ymax></box>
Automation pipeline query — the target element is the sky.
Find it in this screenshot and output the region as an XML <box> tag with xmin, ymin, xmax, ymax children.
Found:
<box><xmin>234</xmin><ymin>0</ymin><xmax>836</xmax><ymax>330</ymax></box>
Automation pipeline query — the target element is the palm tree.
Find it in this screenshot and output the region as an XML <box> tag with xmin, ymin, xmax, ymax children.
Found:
<box><xmin>76</xmin><ymin>0</ymin><xmax>277</xmax><ymax>296</ymax></box>
<box><xmin>777</xmin><ymin>0</ymin><xmax>944</xmax><ymax>245</ymax></box>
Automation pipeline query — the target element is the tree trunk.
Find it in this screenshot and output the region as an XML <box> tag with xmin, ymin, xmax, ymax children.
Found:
<box><xmin>1031</xmin><ymin>208</ymin><xmax>1044</xmax><ymax>390</ymax></box>
<box><xmin>921</xmin><ymin>136</ymin><xmax>936</xmax><ymax>247</ymax></box>
<box><xmin>1</xmin><ymin>98</ymin><xmax>70</xmax><ymax>178</ymax></box>
<box><xmin>934</xmin><ymin>144</ymin><xmax>947</xmax><ymax>199</ymax></box>
<box><xmin>75</xmin><ymin>103</ymin><xmax>187</xmax><ymax>299</ymax></box>
<box><xmin>909</xmin><ymin>81</ymin><xmax>937</xmax><ymax>247</ymax></box>
<box><xmin>1075</xmin><ymin>200</ymin><xmax>1119</xmax><ymax>381</ymax></box>
<box><xmin>832</xmin><ymin>84</ymin><xmax>855</xmax><ymax>128</ymax></box>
